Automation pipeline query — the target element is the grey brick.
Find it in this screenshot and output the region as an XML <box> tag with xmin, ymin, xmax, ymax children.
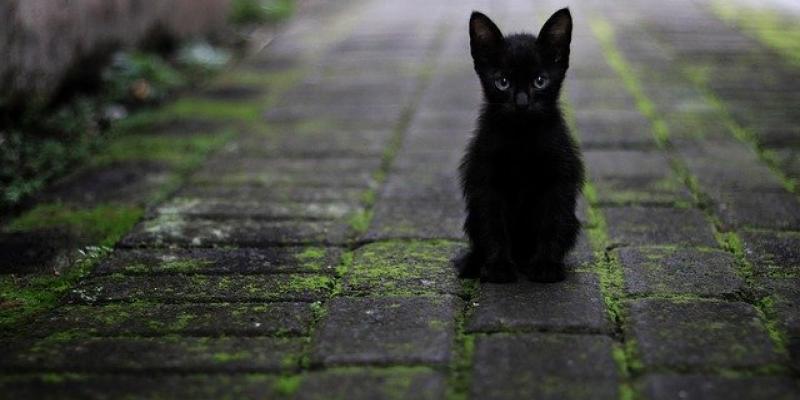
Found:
<box><xmin>23</xmin><ymin>303</ymin><xmax>313</xmax><ymax>338</ymax></box>
<box><xmin>603</xmin><ymin>206</ymin><xmax>717</xmax><ymax>247</ymax></box>
<box><xmin>618</xmin><ymin>247</ymin><xmax>743</xmax><ymax>296</ymax></box>
<box><xmin>0</xmin><ymin>337</ymin><xmax>303</xmax><ymax>373</ymax></box>
<box><xmin>295</xmin><ymin>367</ymin><xmax>447</xmax><ymax>400</ymax></box>
<box><xmin>468</xmin><ymin>272</ymin><xmax>612</xmax><ymax>334</ymax></box>
<box><xmin>93</xmin><ymin>247</ymin><xmax>342</xmax><ymax>275</ymax></box>
<box><xmin>741</xmin><ymin>230</ymin><xmax>800</xmax><ymax>277</ymax></box>
<box><xmin>343</xmin><ymin>240</ymin><xmax>464</xmax><ymax>296</ymax></box>
<box><xmin>471</xmin><ymin>334</ymin><xmax>619</xmax><ymax>400</ymax></box>
<box><xmin>626</xmin><ymin>299</ymin><xmax>781</xmax><ymax>369</ymax></box>
<box><xmin>711</xmin><ymin>191</ymin><xmax>800</xmax><ymax>231</ymax></box>
<box><xmin>67</xmin><ymin>274</ymin><xmax>333</xmax><ymax>304</ymax></box>
<box><xmin>311</xmin><ymin>296</ymin><xmax>461</xmax><ymax>366</ymax></box>
<box><xmin>638</xmin><ymin>374</ymin><xmax>800</xmax><ymax>400</ymax></box>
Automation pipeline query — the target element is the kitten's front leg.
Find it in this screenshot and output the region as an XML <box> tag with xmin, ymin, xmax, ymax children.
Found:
<box><xmin>523</xmin><ymin>188</ymin><xmax>579</xmax><ymax>283</ymax></box>
<box><xmin>477</xmin><ymin>203</ymin><xmax>517</xmax><ymax>283</ymax></box>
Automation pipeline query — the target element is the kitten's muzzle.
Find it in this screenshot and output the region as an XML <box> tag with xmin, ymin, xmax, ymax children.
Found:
<box><xmin>515</xmin><ymin>92</ymin><xmax>529</xmax><ymax>108</ymax></box>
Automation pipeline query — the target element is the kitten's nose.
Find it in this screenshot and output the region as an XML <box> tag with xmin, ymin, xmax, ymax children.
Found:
<box><xmin>515</xmin><ymin>92</ymin><xmax>529</xmax><ymax>107</ymax></box>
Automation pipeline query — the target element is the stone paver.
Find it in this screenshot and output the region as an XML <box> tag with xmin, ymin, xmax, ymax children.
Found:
<box><xmin>626</xmin><ymin>299</ymin><xmax>782</xmax><ymax>369</ymax></box>
<box><xmin>2</xmin><ymin>0</ymin><xmax>800</xmax><ymax>398</ymax></box>
<box><xmin>470</xmin><ymin>334</ymin><xmax>619</xmax><ymax>400</ymax></box>
<box><xmin>468</xmin><ymin>273</ymin><xmax>612</xmax><ymax>334</ymax></box>
<box><xmin>618</xmin><ymin>247</ymin><xmax>743</xmax><ymax>296</ymax></box>
<box><xmin>311</xmin><ymin>296</ymin><xmax>461</xmax><ymax>366</ymax></box>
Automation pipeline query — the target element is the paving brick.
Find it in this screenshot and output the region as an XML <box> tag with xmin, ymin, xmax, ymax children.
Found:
<box><xmin>759</xmin><ymin>278</ymin><xmax>800</xmax><ymax>336</ymax></box>
<box><xmin>711</xmin><ymin>191</ymin><xmax>800</xmax><ymax>231</ymax></box>
<box><xmin>120</xmin><ymin>216</ymin><xmax>352</xmax><ymax>247</ymax></box>
<box><xmin>364</xmin><ymin>200</ymin><xmax>464</xmax><ymax>241</ymax></box>
<box><xmin>0</xmin><ymin>337</ymin><xmax>303</xmax><ymax>373</ymax></box>
<box><xmin>626</xmin><ymin>299</ymin><xmax>781</xmax><ymax>369</ymax></box>
<box><xmin>343</xmin><ymin>240</ymin><xmax>463</xmax><ymax>296</ymax></box>
<box><xmin>585</xmin><ymin>150</ymin><xmax>692</xmax><ymax>206</ymax></box>
<box><xmin>295</xmin><ymin>367</ymin><xmax>447</xmax><ymax>400</ymax></box>
<box><xmin>22</xmin><ymin>303</ymin><xmax>313</xmax><ymax>338</ymax></box>
<box><xmin>618</xmin><ymin>247</ymin><xmax>743</xmax><ymax>296</ymax></box>
<box><xmin>603</xmin><ymin>206</ymin><xmax>717</xmax><ymax>247</ymax></box>
<box><xmin>741</xmin><ymin>230</ymin><xmax>800</xmax><ymax>277</ymax></box>
<box><xmin>67</xmin><ymin>274</ymin><xmax>333</xmax><ymax>304</ymax></box>
<box><xmin>154</xmin><ymin>198</ymin><xmax>358</xmax><ymax>220</ymax></box>
<box><xmin>638</xmin><ymin>374</ymin><xmax>800</xmax><ymax>400</ymax></box>
<box><xmin>0</xmin><ymin>374</ymin><xmax>285</xmax><ymax>400</ymax></box>
<box><xmin>471</xmin><ymin>334</ymin><xmax>619</xmax><ymax>400</ymax></box>
<box><xmin>93</xmin><ymin>247</ymin><xmax>342</xmax><ymax>275</ymax></box>
<box><xmin>176</xmin><ymin>185</ymin><xmax>365</xmax><ymax>203</ymax></box>
<box><xmin>682</xmin><ymin>143</ymin><xmax>786</xmax><ymax>192</ymax></box>
<box><xmin>468</xmin><ymin>272</ymin><xmax>612</xmax><ymax>334</ymax></box>
<box><xmin>311</xmin><ymin>296</ymin><xmax>461</xmax><ymax>366</ymax></box>
<box><xmin>573</xmin><ymin>109</ymin><xmax>655</xmax><ymax>149</ymax></box>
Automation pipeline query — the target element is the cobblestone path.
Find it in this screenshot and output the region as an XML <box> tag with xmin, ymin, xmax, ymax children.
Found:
<box><xmin>1</xmin><ymin>0</ymin><xmax>798</xmax><ymax>398</ymax></box>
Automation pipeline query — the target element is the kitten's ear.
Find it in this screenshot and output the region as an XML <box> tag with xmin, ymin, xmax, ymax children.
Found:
<box><xmin>470</xmin><ymin>12</ymin><xmax>504</xmax><ymax>65</ymax></box>
<box><xmin>538</xmin><ymin>8</ymin><xmax>572</xmax><ymax>65</ymax></box>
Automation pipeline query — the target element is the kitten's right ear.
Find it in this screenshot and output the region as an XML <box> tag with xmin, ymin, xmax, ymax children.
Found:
<box><xmin>470</xmin><ymin>12</ymin><xmax>504</xmax><ymax>65</ymax></box>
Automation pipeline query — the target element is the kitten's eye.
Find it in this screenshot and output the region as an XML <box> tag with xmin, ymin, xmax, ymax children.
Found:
<box><xmin>494</xmin><ymin>77</ymin><xmax>510</xmax><ymax>91</ymax></box>
<box><xmin>533</xmin><ymin>75</ymin><xmax>549</xmax><ymax>89</ymax></box>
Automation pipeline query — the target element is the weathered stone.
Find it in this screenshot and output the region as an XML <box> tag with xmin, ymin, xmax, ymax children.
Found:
<box><xmin>0</xmin><ymin>337</ymin><xmax>303</xmax><ymax>373</ymax></box>
<box><xmin>23</xmin><ymin>303</ymin><xmax>313</xmax><ymax>338</ymax></box>
<box><xmin>566</xmin><ymin>231</ymin><xmax>595</xmax><ymax>270</ymax></box>
<box><xmin>365</xmin><ymin>200</ymin><xmax>464</xmax><ymax>241</ymax></box>
<box><xmin>176</xmin><ymin>185</ymin><xmax>365</xmax><ymax>203</ymax></box>
<box><xmin>682</xmin><ymin>143</ymin><xmax>786</xmax><ymax>192</ymax></box>
<box><xmin>471</xmin><ymin>334</ymin><xmax>619</xmax><ymax>400</ymax></box>
<box><xmin>626</xmin><ymin>299</ymin><xmax>781</xmax><ymax>369</ymax></box>
<box><xmin>311</xmin><ymin>296</ymin><xmax>461</xmax><ymax>366</ymax></box>
<box><xmin>120</xmin><ymin>216</ymin><xmax>352</xmax><ymax>247</ymax></box>
<box><xmin>154</xmin><ymin>198</ymin><xmax>358</xmax><ymax>220</ymax></box>
<box><xmin>573</xmin><ymin>109</ymin><xmax>656</xmax><ymax>149</ymax></box>
<box><xmin>618</xmin><ymin>247</ymin><xmax>743</xmax><ymax>296</ymax></box>
<box><xmin>295</xmin><ymin>367</ymin><xmax>447</xmax><ymax>400</ymax></box>
<box><xmin>0</xmin><ymin>374</ymin><xmax>284</xmax><ymax>400</ymax></box>
<box><xmin>638</xmin><ymin>374</ymin><xmax>800</xmax><ymax>400</ymax></box>
<box><xmin>759</xmin><ymin>278</ymin><xmax>800</xmax><ymax>335</ymax></box>
<box><xmin>93</xmin><ymin>247</ymin><xmax>342</xmax><ymax>275</ymax></box>
<box><xmin>711</xmin><ymin>191</ymin><xmax>800</xmax><ymax>231</ymax></box>
<box><xmin>468</xmin><ymin>272</ymin><xmax>612</xmax><ymax>334</ymax></box>
<box><xmin>741</xmin><ymin>230</ymin><xmax>800</xmax><ymax>277</ymax></box>
<box><xmin>343</xmin><ymin>240</ymin><xmax>464</xmax><ymax>296</ymax></box>
<box><xmin>585</xmin><ymin>149</ymin><xmax>691</xmax><ymax>205</ymax></box>
<box><xmin>603</xmin><ymin>206</ymin><xmax>717</xmax><ymax>247</ymax></box>
<box><xmin>67</xmin><ymin>274</ymin><xmax>333</xmax><ymax>304</ymax></box>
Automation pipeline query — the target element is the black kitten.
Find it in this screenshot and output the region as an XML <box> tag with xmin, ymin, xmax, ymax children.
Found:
<box><xmin>457</xmin><ymin>9</ymin><xmax>584</xmax><ymax>283</ymax></box>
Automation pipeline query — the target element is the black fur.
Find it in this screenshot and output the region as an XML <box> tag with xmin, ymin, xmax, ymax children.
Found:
<box><xmin>457</xmin><ymin>8</ymin><xmax>584</xmax><ymax>283</ymax></box>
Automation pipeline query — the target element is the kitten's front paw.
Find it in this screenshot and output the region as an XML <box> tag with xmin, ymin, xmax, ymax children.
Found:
<box><xmin>480</xmin><ymin>264</ymin><xmax>517</xmax><ymax>283</ymax></box>
<box><xmin>454</xmin><ymin>250</ymin><xmax>481</xmax><ymax>279</ymax></box>
<box><xmin>523</xmin><ymin>262</ymin><xmax>566</xmax><ymax>283</ymax></box>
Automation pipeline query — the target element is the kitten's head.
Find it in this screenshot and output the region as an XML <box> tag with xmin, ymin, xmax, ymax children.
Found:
<box><xmin>469</xmin><ymin>9</ymin><xmax>572</xmax><ymax>116</ymax></box>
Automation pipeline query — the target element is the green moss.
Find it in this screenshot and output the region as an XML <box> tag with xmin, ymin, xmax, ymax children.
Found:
<box><xmin>211</xmin><ymin>351</ymin><xmax>251</xmax><ymax>363</ymax></box>
<box><xmin>285</xmin><ymin>275</ymin><xmax>335</xmax><ymax>292</ymax></box>
<box><xmin>0</xmin><ymin>247</ymin><xmax>111</xmax><ymax>331</ymax></box>
<box><xmin>294</xmin><ymin>247</ymin><xmax>327</xmax><ymax>271</ymax></box>
<box><xmin>274</xmin><ymin>375</ymin><xmax>302</xmax><ymax>396</ymax></box>
<box><xmin>162</xmin><ymin>98</ymin><xmax>261</xmax><ymax>121</ymax></box>
<box><xmin>230</xmin><ymin>0</ymin><xmax>294</xmax><ymax>25</ymax></box>
<box><xmin>5</xmin><ymin>203</ymin><xmax>143</xmax><ymax>247</ymax></box>
<box><xmin>95</xmin><ymin>131</ymin><xmax>232</xmax><ymax>170</ymax></box>
<box><xmin>347</xmin><ymin>209</ymin><xmax>373</xmax><ymax>234</ymax></box>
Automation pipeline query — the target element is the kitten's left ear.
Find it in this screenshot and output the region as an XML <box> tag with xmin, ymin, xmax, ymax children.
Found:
<box><xmin>538</xmin><ymin>8</ymin><xmax>572</xmax><ymax>66</ymax></box>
